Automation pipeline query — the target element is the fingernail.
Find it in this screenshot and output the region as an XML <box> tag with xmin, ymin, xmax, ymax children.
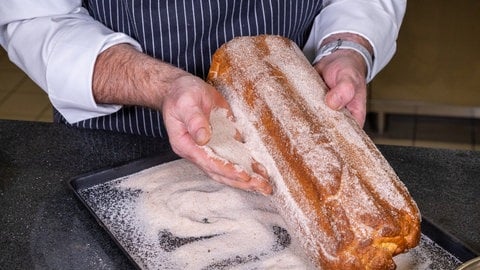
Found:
<box><xmin>238</xmin><ymin>174</ymin><xmax>251</xmax><ymax>182</ymax></box>
<box><xmin>327</xmin><ymin>92</ymin><xmax>343</xmax><ymax>110</ymax></box>
<box><xmin>253</xmin><ymin>179</ymin><xmax>272</xmax><ymax>195</ymax></box>
<box><xmin>259</xmin><ymin>184</ymin><xmax>273</xmax><ymax>196</ymax></box>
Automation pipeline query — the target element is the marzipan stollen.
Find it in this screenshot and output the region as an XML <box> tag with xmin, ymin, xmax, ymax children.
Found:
<box><xmin>207</xmin><ymin>35</ymin><xmax>421</xmax><ymax>270</ymax></box>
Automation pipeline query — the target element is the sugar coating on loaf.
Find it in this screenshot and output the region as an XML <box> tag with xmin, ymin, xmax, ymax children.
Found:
<box><xmin>207</xmin><ymin>35</ymin><xmax>421</xmax><ymax>269</ymax></box>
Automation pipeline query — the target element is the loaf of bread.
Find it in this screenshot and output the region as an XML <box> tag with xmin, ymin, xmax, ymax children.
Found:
<box><xmin>207</xmin><ymin>35</ymin><xmax>421</xmax><ymax>269</ymax></box>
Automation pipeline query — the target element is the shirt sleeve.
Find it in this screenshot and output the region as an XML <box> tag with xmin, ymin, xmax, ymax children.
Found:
<box><xmin>302</xmin><ymin>0</ymin><xmax>406</xmax><ymax>82</ymax></box>
<box><xmin>0</xmin><ymin>0</ymin><xmax>142</xmax><ymax>123</ymax></box>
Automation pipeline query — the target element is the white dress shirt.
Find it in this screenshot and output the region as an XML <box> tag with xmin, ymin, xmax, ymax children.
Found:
<box><xmin>0</xmin><ymin>0</ymin><xmax>405</xmax><ymax>124</ymax></box>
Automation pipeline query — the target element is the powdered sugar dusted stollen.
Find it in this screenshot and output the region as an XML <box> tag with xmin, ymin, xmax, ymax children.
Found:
<box><xmin>207</xmin><ymin>35</ymin><xmax>421</xmax><ymax>270</ymax></box>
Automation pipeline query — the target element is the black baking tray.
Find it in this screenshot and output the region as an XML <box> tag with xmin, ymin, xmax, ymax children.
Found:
<box><xmin>69</xmin><ymin>154</ymin><xmax>479</xmax><ymax>269</ymax></box>
<box><xmin>69</xmin><ymin>153</ymin><xmax>179</xmax><ymax>269</ymax></box>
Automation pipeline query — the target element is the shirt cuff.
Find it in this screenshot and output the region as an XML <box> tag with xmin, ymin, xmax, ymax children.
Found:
<box><xmin>303</xmin><ymin>0</ymin><xmax>405</xmax><ymax>82</ymax></box>
<box><xmin>45</xmin><ymin>10</ymin><xmax>142</xmax><ymax>123</ymax></box>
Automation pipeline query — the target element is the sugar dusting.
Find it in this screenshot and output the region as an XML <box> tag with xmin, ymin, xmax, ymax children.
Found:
<box><xmin>263</xmin><ymin>35</ymin><xmax>413</xmax><ymax>214</ymax></box>
<box><xmin>80</xmin><ymin>159</ymin><xmax>311</xmax><ymax>269</ymax></box>
<box><xmin>79</xmin><ymin>159</ymin><xmax>461</xmax><ymax>269</ymax></box>
<box><xmin>201</xmin><ymin>108</ymin><xmax>255</xmax><ymax>175</ymax></box>
<box><xmin>393</xmin><ymin>235</ymin><xmax>462</xmax><ymax>269</ymax></box>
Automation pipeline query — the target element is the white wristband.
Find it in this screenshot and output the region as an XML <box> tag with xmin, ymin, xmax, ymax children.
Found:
<box><xmin>314</xmin><ymin>39</ymin><xmax>373</xmax><ymax>81</ymax></box>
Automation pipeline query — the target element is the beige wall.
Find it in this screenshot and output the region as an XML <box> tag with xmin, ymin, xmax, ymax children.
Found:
<box><xmin>370</xmin><ymin>0</ymin><xmax>480</xmax><ymax>108</ymax></box>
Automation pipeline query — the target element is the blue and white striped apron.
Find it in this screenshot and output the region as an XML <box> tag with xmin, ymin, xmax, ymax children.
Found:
<box><xmin>55</xmin><ymin>0</ymin><xmax>324</xmax><ymax>138</ymax></box>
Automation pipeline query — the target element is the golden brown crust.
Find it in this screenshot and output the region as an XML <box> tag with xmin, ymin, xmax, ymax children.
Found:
<box><xmin>207</xmin><ymin>35</ymin><xmax>421</xmax><ymax>270</ymax></box>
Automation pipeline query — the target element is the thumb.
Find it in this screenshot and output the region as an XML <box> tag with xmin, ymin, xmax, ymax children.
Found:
<box><xmin>186</xmin><ymin>108</ymin><xmax>212</xmax><ymax>145</ymax></box>
<box><xmin>325</xmin><ymin>91</ymin><xmax>344</xmax><ymax>110</ymax></box>
<box><xmin>325</xmin><ymin>78</ymin><xmax>355</xmax><ymax>111</ymax></box>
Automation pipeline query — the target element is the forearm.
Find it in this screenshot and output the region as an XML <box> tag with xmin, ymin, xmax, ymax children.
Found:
<box><xmin>92</xmin><ymin>43</ymin><xmax>188</xmax><ymax>110</ymax></box>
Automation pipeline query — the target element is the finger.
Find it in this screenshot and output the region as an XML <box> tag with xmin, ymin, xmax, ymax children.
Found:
<box><xmin>251</xmin><ymin>160</ymin><xmax>269</xmax><ymax>179</ymax></box>
<box><xmin>351</xmin><ymin>109</ymin><xmax>366</xmax><ymax>127</ymax></box>
<box><xmin>249</xmin><ymin>162</ymin><xmax>272</xmax><ymax>195</ymax></box>
<box><xmin>233</xmin><ymin>129</ymin><xmax>244</xmax><ymax>142</ymax></box>
<box><xmin>345</xmin><ymin>102</ymin><xmax>366</xmax><ymax>127</ymax></box>
<box><xmin>188</xmin><ymin>145</ymin><xmax>252</xmax><ymax>182</ymax></box>
<box><xmin>346</xmin><ymin>89</ymin><xmax>367</xmax><ymax>127</ymax></box>
<box><xmin>184</xmin><ymin>108</ymin><xmax>212</xmax><ymax>146</ymax></box>
<box><xmin>190</xmin><ymin>145</ymin><xmax>273</xmax><ymax>195</ymax></box>
<box><xmin>325</xmin><ymin>77</ymin><xmax>356</xmax><ymax>111</ymax></box>
<box><xmin>204</xmin><ymin>158</ymin><xmax>272</xmax><ymax>195</ymax></box>
<box><xmin>208</xmin><ymin>171</ymin><xmax>272</xmax><ymax>195</ymax></box>
<box><xmin>250</xmin><ymin>175</ymin><xmax>273</xmax><ymax>195</ymax></box>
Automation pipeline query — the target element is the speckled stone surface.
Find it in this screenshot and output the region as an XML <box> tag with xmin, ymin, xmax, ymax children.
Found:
<box><xmin>378</xmin><ymin>145</ymin><xmax>480</xmax><ymax>256</ymax></box>
<box><xmin>0</xmin><ymin>120</ymin><xmax>478</xmax><ymax>269</ymax></box>
<box><xmin>0</xmin><ymin>120</ymin><xmax>170</xmax><ymax>270</ymax></box>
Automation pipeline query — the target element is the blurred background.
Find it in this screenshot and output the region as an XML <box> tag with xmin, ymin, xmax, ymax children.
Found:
<box><xmin>364</xmin><ymin>0</ymin><xmax>480</xmax><ymax>151</ymax></box>
<box><xmin>0</xmin><ymin>1</ymin><xmax>479</xmax><ymax>150</ymax></box>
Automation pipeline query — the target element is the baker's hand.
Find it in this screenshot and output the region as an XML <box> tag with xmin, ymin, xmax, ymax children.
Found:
<box><xmin>314</xmin><ymin>47</ymin><xmax>368</xmax><ymax>127</ymax></box>
<box><xmin>92</xmin><ymin>44</ymin><xmax>270</xmax><ymax>194</ymax></box>
<box><xmin>161</xmin><ymin>74</ymin><xmax>272</xmax><ymax>195</ymax></box>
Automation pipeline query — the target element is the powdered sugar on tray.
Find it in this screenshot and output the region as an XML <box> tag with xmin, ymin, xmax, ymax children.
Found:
<box><xmin>79</xmin><ymin>159</ymin><xmax>461</xmax><ymax>270</ymax></box>
<box><xmin>80</xmin><ymin>159</ymin><xmax>311</xmax><ymax>270</ymax></box>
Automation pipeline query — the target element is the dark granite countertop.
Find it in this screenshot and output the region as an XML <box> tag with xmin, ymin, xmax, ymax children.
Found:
<box><xmin>1</xmin><ymin>120</ymin><xmax>479</xmax><ymax>269</ymax></box>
